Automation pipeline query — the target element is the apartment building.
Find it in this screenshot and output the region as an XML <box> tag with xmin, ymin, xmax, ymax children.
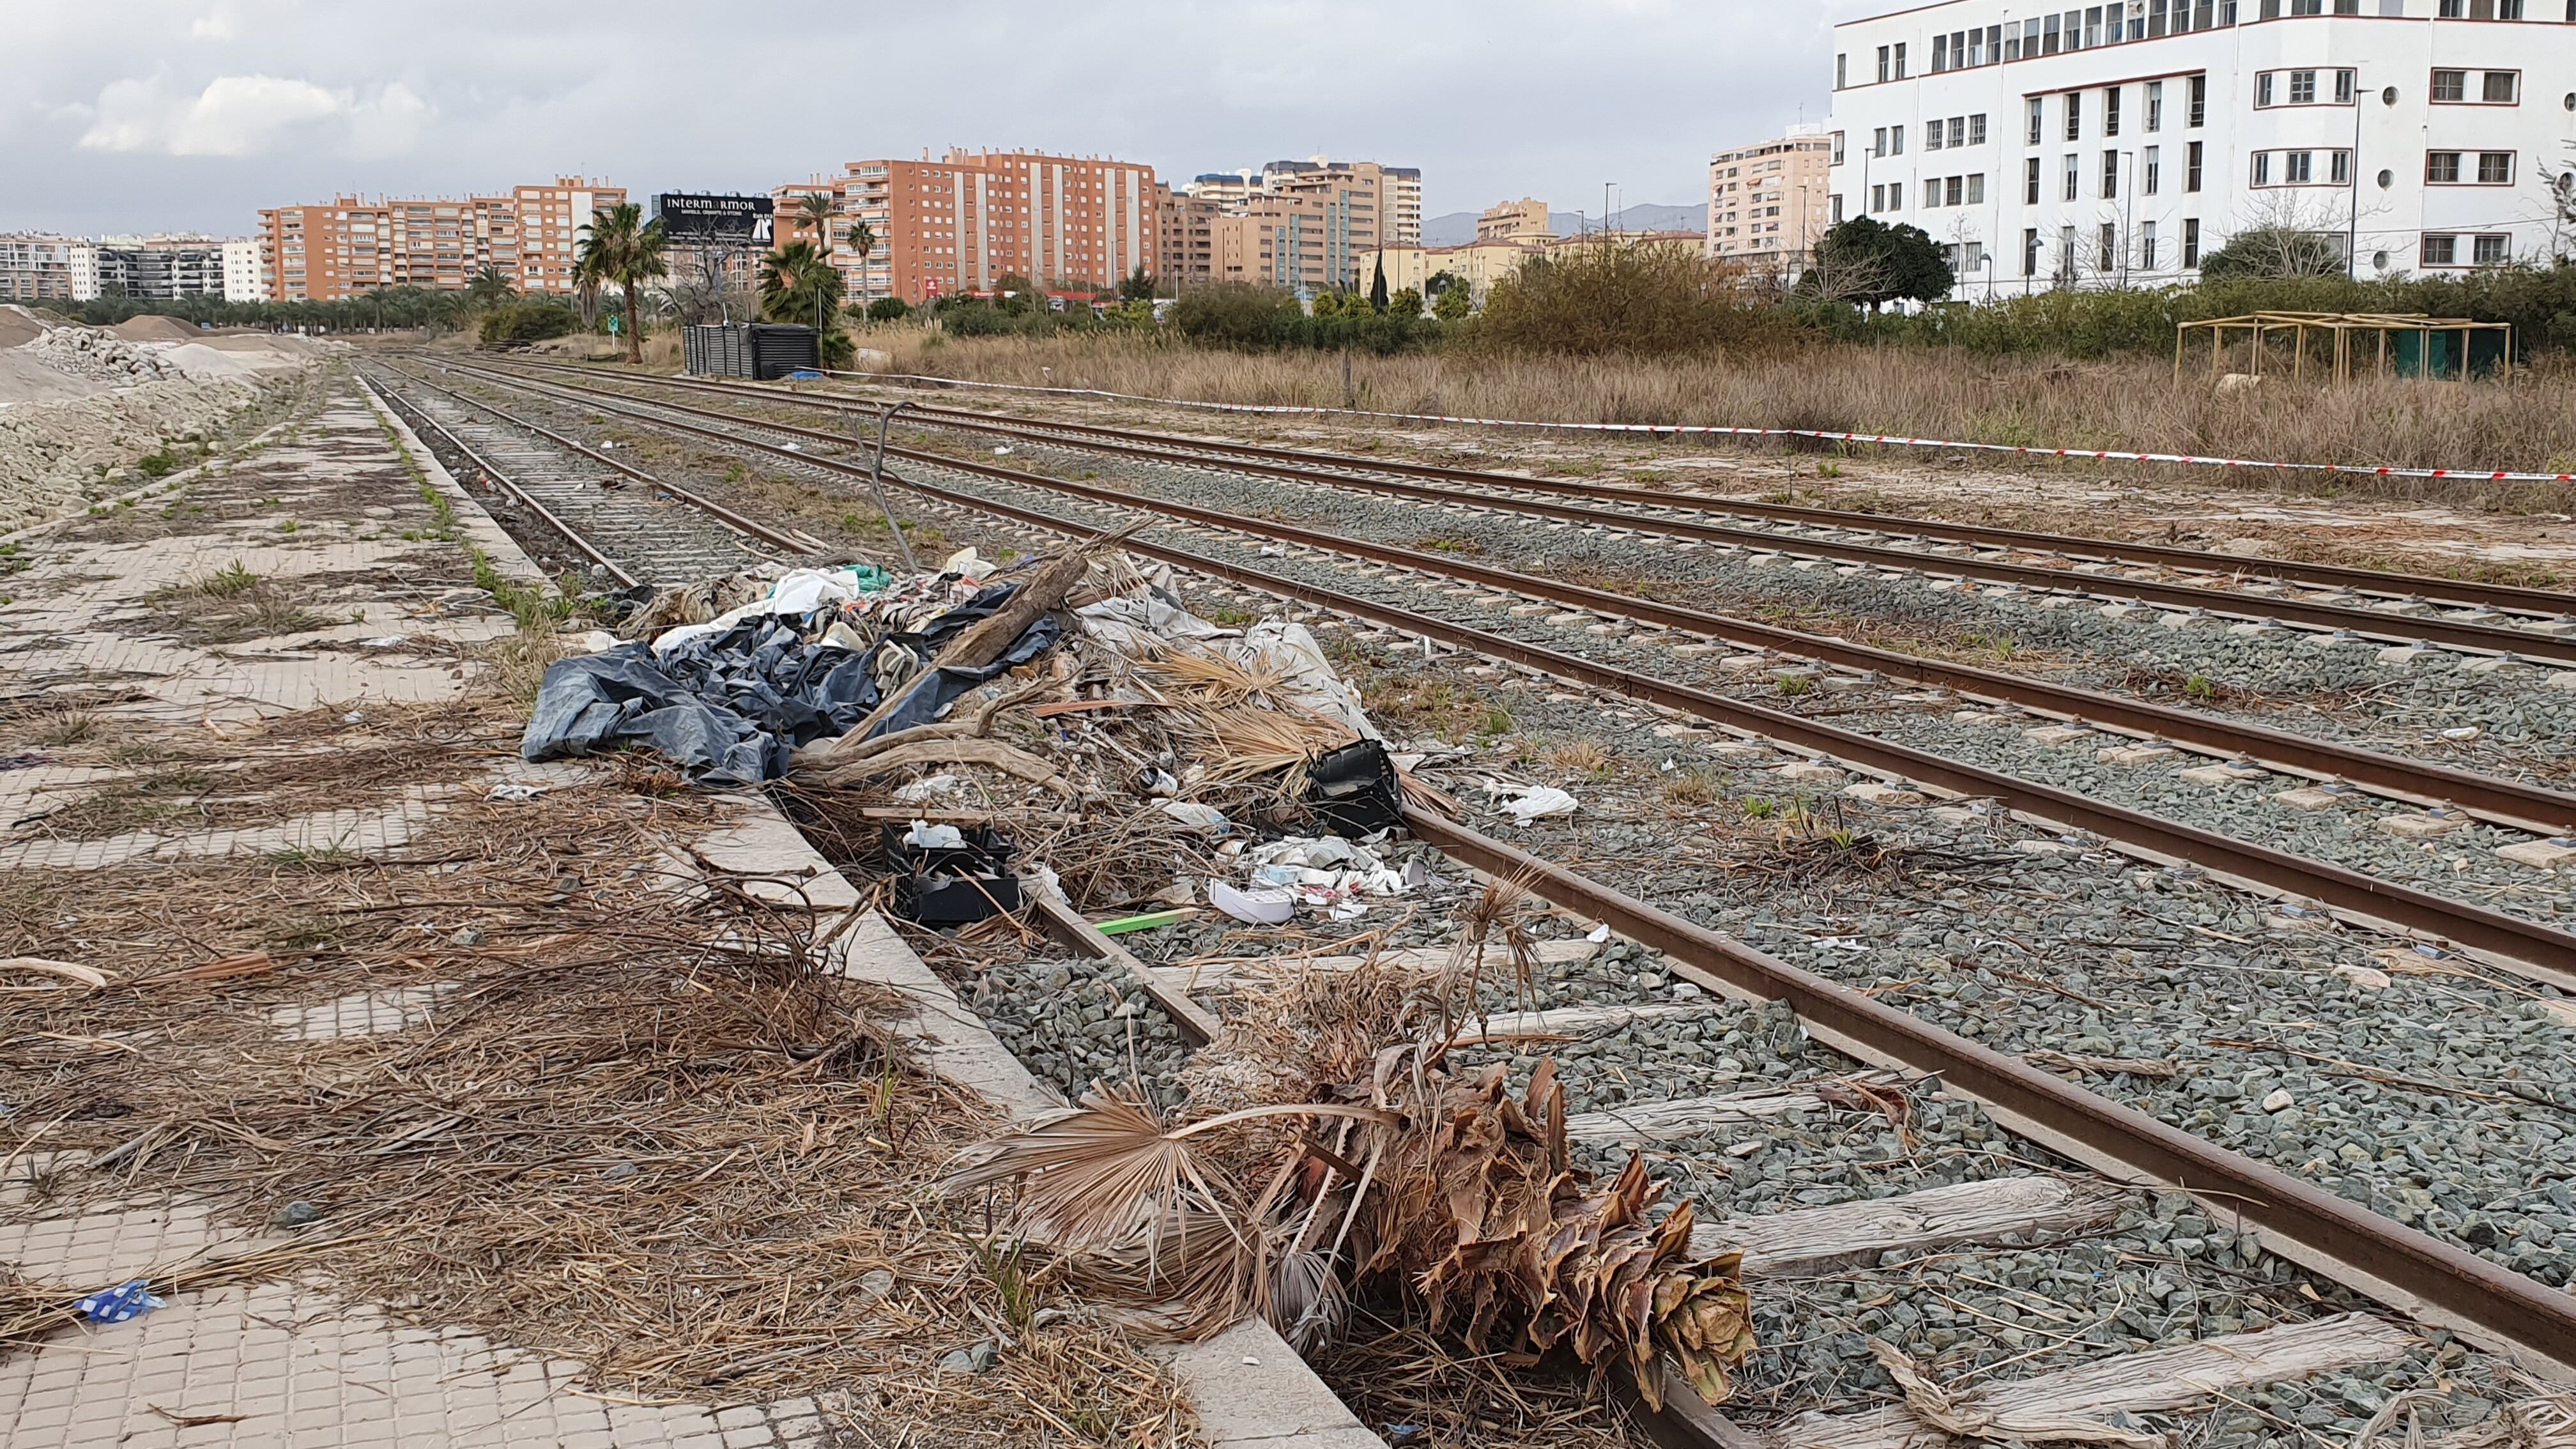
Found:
<box><xmin>257</xmin><ymin>177</ymin><xmax>624</xmax><ymax>303</ymax></box>
<box><xmin>1477</xmin><ymin>198</ymin><xmax>1555</xmax><ymax>243</ymax></box>
<box><xmin>784</xmin><ymin>151</ymin><xmax>1162</xmax><ymax>303</ymax></box>
<box><xmin>1156</xmin><ymin>157</ymin><xmax>1422</xmax><ymax>295</ymax></box>
<box><xmin>1706</xmin><ymin>128</ymin><xmax>1837</xmax><ymax>279</ymax></box>
<box><xmin>96</xmin><ymin>235</ymin><xmax>234</xmax><ymax>300</ymax></box>
<box><xmin>0</xmin><ymin>235</ymin><xmax>100</xmax><ymax>303</ymax></box>
<box><xmin>1825</xmin><ymin>1</ymin><xmax>2576</xmax><ymax>297</ymax></box>
<box><xmin>222</xmin><ymin>240</ymin><xmax>266</xmax><ymax>302</ymax></box>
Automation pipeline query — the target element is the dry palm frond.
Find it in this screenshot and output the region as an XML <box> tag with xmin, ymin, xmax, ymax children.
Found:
<box><xmin>942</xmin><ymin>1087</ymin><xmax>1397</xmax><ymax>1317</ymax></box>
<box><xmin>1441</xmin><ymin>870</ymin><xmax>1545</xmax><ymax>1029</ymax></box>
<box><xmin>1137</xmin><ymin>648</ymin><xmax>1302</xmax><ymax>709</ymax></box>
<box><xmin>1</xmin><ymin>1272</ymin><xmax>82</xmax><ymax>1365</ymax></box>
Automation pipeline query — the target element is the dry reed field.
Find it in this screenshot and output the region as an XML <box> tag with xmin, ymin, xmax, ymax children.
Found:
<box><xmin>860</xmin><ymin>332</ymin><xmax>2576</xmax><ymax>511</ymax></box>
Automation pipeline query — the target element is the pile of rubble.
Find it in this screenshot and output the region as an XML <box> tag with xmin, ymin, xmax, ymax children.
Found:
<box><xmin>15</xmin><ymin>324</ymin><xmax>181</xmax><ymax>385</ymax></box>
<box><xmin>521</xmin><ymin>537</ymin><xmax>1754</xmax><ymax>1413</ymax></box>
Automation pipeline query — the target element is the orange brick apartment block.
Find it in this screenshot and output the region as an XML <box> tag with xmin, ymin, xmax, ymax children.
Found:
<box><xmin>774</xmin><ymin>150</ymin><xmax>1160</xmax><ymax>303</ymax></box>
<box><xmin>257</xmin><ymin>178</ymin><xmax>626</xmax><ymax>302</ymax></box>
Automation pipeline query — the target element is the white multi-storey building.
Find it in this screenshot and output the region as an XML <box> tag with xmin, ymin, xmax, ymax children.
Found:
<box><xmin>222</xmin><ymin>240</ymin><xmax>267</xmax><ymax>303</ymax></box>
<box><xmin>1825</xmin><ymin>1</ymin><xmax>2576</xmax><ymax>296</ymax></box>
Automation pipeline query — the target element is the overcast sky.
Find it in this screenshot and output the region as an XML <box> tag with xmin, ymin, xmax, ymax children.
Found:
<box><xmin>3</xmin><ymin>1</ymin><xmax>1868</xmax><ymax>238</ymax></box>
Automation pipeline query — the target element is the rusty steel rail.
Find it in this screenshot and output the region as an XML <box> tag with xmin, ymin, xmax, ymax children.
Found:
<box><xmin>384</xmin><ymin>365</ymin><xmax>826</xmax><ymax>560</ymax></box>
<box><xmin>459</xmin><ymin>358</ymin><xmax>2576</xmax><ymax>833</ymax></box>
<box><xmin>1406</xmin><ymin>809</ymin><xmax>2576</xmax><ymax>1383</ymax></box>
<box><xmin>368</xmin><ymin>376</ymin><xmax>640</xmax><ymax>589</ymax></box>
<box><xmin>434</xmin><ymin>357</ymin><xmax>2576</xmax><ymax>981</ymax></box>
<box><xmin>496</xmin><ymin>358</ymin><xmax>2576</xmax><ymax>622</ymax></box>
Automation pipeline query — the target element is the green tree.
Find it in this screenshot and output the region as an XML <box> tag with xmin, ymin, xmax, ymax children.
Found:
<box><xmin>1432</xmin><ymin>284</ymin><xmax>1472</xmax><ymax>321</ymax></box>
<box><xmin>2198</xmin><ymin>226</ymin><xmax>2349</xmax><ymax>280</ymax></box>
<box><xmin>1119</xmin><ymin>263</ymin><xmax>1155</xmax><ymax>302</ymax></box>
<box><xmin>1806</xmin><ymin>218</ymin><xmax>1954</xmax><ymax>311</ymax></box>
<box><xmin>759</xmin><ymin>239</ymin><xmax>846</xmax><ymax>336</ymax></box>
<box><xmin>465</xmin><ymin>267</ymin><xmax>517</xmax><ymax>310</ymax></box>
<box><xmin>864</xmin><ymin>296</ymin><xmax>911</xmax><ymax>323</ymax></box>
<box><xmin>574</xmin><ymin>203</ymin><xmax>670</xmax><ymax>364</ymax></box>
<box><xmin>797</xmin><ymin>193</ymin><xmax>838</xmax><ymax>259</ymax></box>
<box><xmin>1386</xmin><ymin>287</ymin><xmax>1423</xmax><ymax>319</ymax></box>
<box><xmin>842</xmin><ymin>220</ymin><xmax>877</xmax><ymax>310</ymax></box>
<box><xmin>1368</xmin><ymin>254</ymin><xmax>1390</xmax><ymax>312</ymax></box>
<box><xmin>1425</xmin><ymin>270</ymin><xmax>1466</xmax><ymax>297</ymax></box>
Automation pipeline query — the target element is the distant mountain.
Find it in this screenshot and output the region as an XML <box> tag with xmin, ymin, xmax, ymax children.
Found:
<box><xmin>1418</xmin><ymin>203</ymin><xmax>1706</xmax><ymax>250</ymax></box>
<box><xmin>1421</xmin><ymin>211</ymin><xmax>1482</xmax><ymax>247</ymax></box>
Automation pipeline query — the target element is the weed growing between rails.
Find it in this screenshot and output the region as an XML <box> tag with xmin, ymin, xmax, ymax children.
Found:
<box><xmin>836</xmin><ymin>332</ymin><xmax>2576</xmax><ymax>509</ymax></box>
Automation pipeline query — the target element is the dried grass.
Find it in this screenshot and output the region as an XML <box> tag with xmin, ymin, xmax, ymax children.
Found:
<box><xmin>861</xmin><ymin>332</ymin><xmax>2576</xmax><ymax>510</ymax></box>
<box><xmin>1</xmin><ymin>756</ymin><xmax>1192</xmax><ymax>1443</ymax></box>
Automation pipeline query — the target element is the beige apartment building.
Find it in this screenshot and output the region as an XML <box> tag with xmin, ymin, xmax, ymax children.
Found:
<box><xmin>1422</xmin><ymin>236</ymin><xmax>1545</xmax><ymax>303</ymax></box>
<box><xmin>1476</xmin><ymin>198</ymin><xmax>1554</xmax><ymax>244</ymax></box>
<box><xmin>1</xmin><ymin>234</ymin><xmax>100</xmax><ymax>302</ymax></box>
<box><xmin>1706</xmin><ymin>127</ymin><xmax>1835</xmax><ymax>280</ymax></box>
<box><xmin>1160</xmin><ymin>158</ymin><xmax>1422</xmax><ymax>296</ymax></box>
<box><xmin>257</xmin><ymin>177</ymin><xmax>624</xmax><ymax>303</ymax></box>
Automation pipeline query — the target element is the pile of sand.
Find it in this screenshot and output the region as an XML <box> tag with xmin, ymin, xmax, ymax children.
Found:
<box><xmin>0</xmin><ymin>352</ymin><xmax>104</xmax><ymax>406</ymax></box>
<box><xmin>0</xmin><ymin>305</ymin><xmax>44</xmax><ymax>351</ymax></box>
<box><xmin>111</xmin><ymin>314</ymin><xmax>210</xmax><ymax>344</ymax></box>
<box><xmin>17</xmin><ymin>326</ymin><xmax>180</xmax><ymax>386</ymax></box>
<box><xmin>160</xmin><ymin>343</ymin><xmax>263</xmax><ymax>381</ymax></box>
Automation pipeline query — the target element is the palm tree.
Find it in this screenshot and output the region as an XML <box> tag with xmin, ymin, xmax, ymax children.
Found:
<box><xmin>758</xmin><ymin>240</ymin><xmax>844</xmax><ymax>326</ymax></box>
<box><xmin>576</xmin><ymin>203</ymin><xmax>671</xmax><ymax>364</ymax></box>
<box><xmin>797</xmin><ymin>193</ymin><xmax>838</xmax><ymax>258</ymax></box>
<box><xmin>465</xmin><ymin>267</ymin><xmax>517</xmax><ymax>311</ymax></box>
<box><xmin>842</xmin><ymin>220</ymin><xmax>877</xmax><ymax>314</ymax></box>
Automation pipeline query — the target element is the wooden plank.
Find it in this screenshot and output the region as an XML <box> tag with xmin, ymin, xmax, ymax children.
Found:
<box><xmin>1761</xmin><ymin>1314</ymin><xmax>2418</xmax><ymax>1449</ymax></box>
<box><xmin>1696</xmin><ymin>1176</ymin><xmax>2126</xmax><ymax>1280</ymax></box>
<box><xmin>1149</xmin><ymin>937</ymin><xmax>1600</xmax><ymax>993</ymax></box>
<box><xmin>1029</xmin><ymin>893</ymin><xmax>1225</xmax><ymax>1046</ymax></box>
<box><xmin>1565</xmin><ymin>1073</ymin><xmax>1906</xmax><ymax>1148</ymax></box>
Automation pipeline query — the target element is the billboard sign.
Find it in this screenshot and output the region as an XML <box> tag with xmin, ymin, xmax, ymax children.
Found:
<box><xmin>654</xmin><ymin>194</ymin><xmax>773</xmax><ymax>242</ymax></box>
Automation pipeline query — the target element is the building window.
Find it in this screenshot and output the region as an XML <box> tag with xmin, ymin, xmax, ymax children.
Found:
<box><xmin>2099</xmin><ymin>223</ymin><xmax>2118</xmax><ymax>270</ymax></box>
<box><xmin>2432</xmin><ymin>68</ymin><xmax>2466</xmax><ymax>102</ymax></box>
<box><xmin>2147</xmin><ymin>80</ymin><xmax>2165</xmax><ymax>131</ymax></box>
<box><xmin>2025</xmin><ymin>157</ymin><xmax>2043</xmax><ymax>204</ymax></box>
<box><xmin>2064</xmin><ymin>154</ymin><xmax>2082</xmax><ymax>201</ymax></box>
<box><xmin>1832</xmin><ymin>194</ymin><xmax>1844</xmax><ymax>223</ymax></box>
<box><xmin>2184</xmin><ymin>217</ymin><xmax>2202</xmax><ymax>267</ymax></box>
<box><xmin>2253</xmin><ymin>151</ymin><xmax>2271</xmax><ymax>185</ymax></box>
<box><xmin>2474</xmin><ymin>234</ymin><xmax>2510</xmax><ymax>265</ymax></box>
<box><xmin>1890</xmin><ymin>181</ymin><xmax>1905</xmax><ymax>209</ymax></box>
<box><xmin>2288</xmin><ymin>70</ymin><xmax>2314</xmax><ymax>104</ymax></box>
<box><xmin>1970</xmin><ymin>113</ymin><xmax>1989</xmax><ymax>145</ymax></box>
<box><xmin>1894</xmin><ymin>42</ymin><xmax>1908</xmax><ymax>77</ymax></box>
<box><xmin>2066</xmin><ymin>92</ymin><xmax>2083</xmax><ymax>141</ymax></box>
<box><xmin>1967</xmin><ymin>174</ymin><xmax>1986</xmax><ymax>204</ymax></box>
<box><xmin>2427</xmin><ymin>151</ymin><xmax>2463</xmax><ymax>183</ymax></box>
<box><xmin>1837</xmin><ymin>54</ymin><xmax>1848</xmax><ymax>89</ymax></box>
<box><xmin>2025</xmin><ymin>227</ymin><xmax>2043</xmax><ymax>276</ymax></box>
<box><xmin>2027</xmin><ymin>98</ymin><xmax>2045</xmax><ymax>145</ymax></box>
<box><xmin>2142</xmin><ymin>220</ymin><xmax>2158</xmax><ymax>270</ymax></box>
<box><xmin>2103</xmin><ymin>150</ymin><xmax>2121</xmax><ymax>197</ymax></box>
<box><xmin>2187</xmin><ymin>140</ymin><xmax>2205</xmax><ymax>191</ymax></box>
<box><xmin>1893</xmin><ymin>125</ymin><xmax>1906</xmax><ymax>155</ymax></box>
<box><xmin>2145</xmin><ymin>146</ymin><xmax>2161</xmax><ymax>194</ymax></box>
<box><xmin>2423</xmin><ymin>234</ymin><xmax>2458</xmax><ymax>266</ymax></box>
<box><xmin>2105</xmin><ymin>86</ymin><xmax>2122</xmax><ymax>136</ymax></box>
<box><xmin>2285</xmin><ymin>151</ymin><xmax>2313</xmax><ymax>183</ymax></box>
<box><xmin>2478</xmin><ymin>150</ymin><xmax>2515</xmax><ymax>183</ymax></box>
<box><xmin>2483</xmin><ymin>70</ymin><xmax>2520</xmax><ymax>102</ymax></box>
<box><xmin>1873</xmin><ymin>127</ymin><xmax>1889</xmax><ymax>157</ymax></box>
<box><xmin>1928</xmin><ymin>119</ymin><xmax>1945</xmax><ymax>151</ymax></box>
<box><xmin>2331</xmin><ymin>150</ymin><xmax>2351</xmax><ymax>184</ymax></box>
<box><xmin>2189</xmin><ymin>75</ymin><xmax>2207</xmax><ymax>126</ymax></box>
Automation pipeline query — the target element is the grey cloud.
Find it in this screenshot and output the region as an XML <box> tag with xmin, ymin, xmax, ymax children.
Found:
<box><xmin>1</xmin><ymin>0</ymin><xmax>1869</xmax><ymax>237</ymax></box>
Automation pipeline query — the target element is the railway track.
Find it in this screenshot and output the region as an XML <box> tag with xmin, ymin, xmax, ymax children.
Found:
<box><xmin>501</xmin><ymin>358</ymin><xmax>2576</xmax><ymax>636</ymax></box>
<box><xmin>410</xmin><ymin>358</ymin><xmax>2576</xmax><ymax>980</ymax></box>
<box><xmin>367</xmin><ymin>369</ymin><xmax>822</xmax><ymax>587</ymax></box>
<box><xmin>473</xmin><ymin>364</ymin><xmax>2576</xmax><ymax>821</ymax></box>
<box><xmin>372</xmin><ymin>359</ymin><xmax>2576</xmax><ymax>1446</ymax></box>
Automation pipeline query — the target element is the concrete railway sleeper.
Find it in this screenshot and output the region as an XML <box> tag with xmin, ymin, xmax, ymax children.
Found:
<box><xmin>415</xmin><ymin>358</ymin><xmax>2576</xmax><ymax>983</ymax></box>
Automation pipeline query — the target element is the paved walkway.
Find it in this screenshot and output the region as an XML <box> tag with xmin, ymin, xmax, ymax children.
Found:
<box><xmin>0</xmin><ymin>379</ymin><xmax>838</xmax><ymax>1449</ymax></box>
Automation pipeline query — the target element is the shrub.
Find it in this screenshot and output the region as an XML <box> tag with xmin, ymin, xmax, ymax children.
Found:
<box><xmin>865</xmin><ymin>297</ymin><xmax>912</xmax><ymax>322</ymax></box>
<box><xmin>1476</xmin><ymin>240</ymin><xmax>1790</xmax><ymax>357</ymax></box>
<box><xmin>478</xmin><ymin>302</ymin><xmax>579</xmax><ymax>344</ymax></box>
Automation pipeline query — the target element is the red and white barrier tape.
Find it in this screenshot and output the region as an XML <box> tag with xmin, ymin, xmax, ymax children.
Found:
<box><xmin>818</xmin><ymin>368</ymin><xmax>2576</xmax><ymax>484</ymax></box>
